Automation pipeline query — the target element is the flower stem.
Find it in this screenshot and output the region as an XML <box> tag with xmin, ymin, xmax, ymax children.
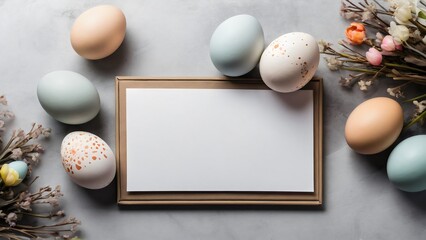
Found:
<box><xmin>405</xmin><ymin>93</ymin><xmax>426</xmax><ymax>102</ymax></box>
<box><xmin>20</xmin><ymin>212</ymin><xmax>53</xmax><ymax>219</ymax></box>
<box><xmin>409</xmin><ymin>19</ymin><xmax>426</xmax><ymax>34</ymax></box>
<box><xmin>0</xmin><ymin>135</ymin><xmax>16</xmax><ymax>161</ymax></box>
<box><xmin>405</xmin><ymin>108</ymin><xmax>426</xmax><ymax>129</ymax></box>
<box><xmin>341</xmin><ymin>67</ymin><xmax>378</xmax><ymax>74</ymax></box>
<box><xmin>403</xmin><ymin>41</ymin><xmax>426</xmax><ymax>59</ymax></box>
<box><xmin>384</xmin><ymin>63</ymin><xmax>426</xmax><ymax>74</ymax></box>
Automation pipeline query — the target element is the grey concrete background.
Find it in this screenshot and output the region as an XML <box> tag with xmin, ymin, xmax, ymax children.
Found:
<box><xmin>1</xmin><ymin>0</ymin><xmax>426</xmax><ymax>239</ymax></box>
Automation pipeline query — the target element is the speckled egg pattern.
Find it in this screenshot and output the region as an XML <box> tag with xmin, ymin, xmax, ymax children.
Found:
<box><xmin>264</xmin><ymin>39</ymin><xmax>287</xmax><ymax>57</ymax></box>
<box><xmin>61</xmin><ymin>132</ymin><xmax>109</xmax><ymax>175</ymax></box>
<box><xmin>264</xmin><ymin>33</ymin><xmax>316</xmax><ymax>91</ymax></box>
<box><xmin>259</xmin><ymin>32</ymin><xmax>320</xmax><ymax>93</ymax></box>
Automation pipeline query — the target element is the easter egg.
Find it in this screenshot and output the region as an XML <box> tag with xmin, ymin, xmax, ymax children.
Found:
<box><xmin>37</xmin><ymin>71</ymin><xmax>100</xmax><ymax>125</ymax></box>
<box><xmin>210</xmin><ymin>14</ymin><xmax>264</xmax><ymax>77</ymax></box>
<box><xmin>387</xmin><ymin>135</ymin><xmax>426</xmax><ymax>192</ymax></box>
<box><xmin>60</xmin><ymin>131</ymin><xmax>116</xmax><ymax>189</ymax></box>
<box><xmin>345</xmin><ymin>97</ymin><xmax>403</xmax><ymax>154</ymax></box>
<box><xmin>71</xmin><ymin>5</ymin><xmax>126</xmax><ymax>60</ymax></box>
<box><xmin>8</xmin><ymin>161</ymin><xmax>28</xmax><ymax>179</ymax></box>
<box><xmin>259</xmin><ymin>32</ymin><xmax>320</xmax><ymax>93</ymax></box>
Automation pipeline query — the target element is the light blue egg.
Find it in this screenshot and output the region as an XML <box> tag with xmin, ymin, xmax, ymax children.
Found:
<box><xmin>210</xmin><ymin>14</ymin><xmax>264</xmax><ymax>77</ymax></box>
<box><xmin>9</xmin><ymin>161</ymin><xmax>28</xmax><ymax>179</ymax></box>
<box><xmin>37</xmin><ymin>71</ymin><xmax>100</xmax><ymax>125</ymax></box>
<box><xmin>387</xmin><ymin>135</ymin><xmax>426</xmax><ymax>192</ymax></box>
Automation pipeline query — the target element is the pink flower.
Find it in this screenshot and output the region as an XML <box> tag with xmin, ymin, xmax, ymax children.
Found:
<box><xmin>366</xmin><ymin>48</ymin><xmax>382</xmax><ymax>66</ymax></box>
<box><xmin>381</xmin><ymin>35</ymin><xmax>402</xmax><ymax>52</ymax></box>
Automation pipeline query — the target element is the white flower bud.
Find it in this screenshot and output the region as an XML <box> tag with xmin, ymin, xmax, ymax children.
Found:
<box><xmin>388</xmin><ymin>21</ymin><xmax>409</xmax><ymax>43</ymax></box>
<box><xmin>394</xmin><ymin>2</ymin><xmax>413</xmax><ymax>23</ymax></box>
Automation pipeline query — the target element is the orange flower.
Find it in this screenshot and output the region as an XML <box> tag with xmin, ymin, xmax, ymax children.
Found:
<box><xmin>345</xmin><ymin>22</ymin><xmax>366</xmax><ymax>45</ymax></box>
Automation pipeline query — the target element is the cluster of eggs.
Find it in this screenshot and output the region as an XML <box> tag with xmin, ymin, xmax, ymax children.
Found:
<box><xmin>37</xmin><ymin>10</ymin><xmax>424</xmax><ymax>194</ymax></box>
<box><xmin>40</xmin><ymin>12</ymin><xmax>319</xmax><ymax>189</ymax></box>
<box><xmin>345</xmin><ymin>97</ymin><xmax>426</xmax><ymax>192</ymax></box>
<box><xmin>209</xmin><ymin>14</ymin><xmax>320</xmax><ymax>93</ymax></box>
<box><xmin>36</xmin><ymin>5</ymin><xmax>126</xmax><ymax>189</ymax></box>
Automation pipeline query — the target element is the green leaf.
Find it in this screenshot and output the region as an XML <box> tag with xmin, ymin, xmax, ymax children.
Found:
<box><xmin>419</xmin><ymin>10</ymin><xmax>426</xmax><ymax>19</ymax></box>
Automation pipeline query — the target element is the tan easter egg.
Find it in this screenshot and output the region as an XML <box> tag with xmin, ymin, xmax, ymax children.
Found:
<box><xmin>61</xmin><ymin>131</ymin><xmax>116</xmax><ymax>189</ymax></box>
<box><xmin>345</xmin><ymin>97</ymin><xmax>403</xmax><ymax>154</ymax></box>
<box><xmin>70</xmin><ymin>5</ymin><xmax>126</xmax><ymax>60</ymax></box>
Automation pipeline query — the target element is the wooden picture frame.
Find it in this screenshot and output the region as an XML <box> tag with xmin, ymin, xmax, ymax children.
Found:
<box><xmin>116</xmin><ymin>77</ymin><xmax>323</xmax><ymax>205</ymax></box>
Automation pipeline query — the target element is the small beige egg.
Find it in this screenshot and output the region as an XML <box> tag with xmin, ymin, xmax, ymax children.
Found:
<box><xmin>70</xmin><ymin>5</ymin><xmax>126</xmax><ymax>60</ymax></box>
<box><xmin>345</xmin><ymin>97</ymin><xmax>403</xmax><ymax>154</ymax></box>
<box><xmin>61</xmin><ymin>131</ymin><xmax>116</xmax><ymax>189</ymax></box>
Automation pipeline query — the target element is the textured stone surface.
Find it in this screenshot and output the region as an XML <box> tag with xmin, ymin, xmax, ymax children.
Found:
<box><xmin>1</xmin><ymin>0</ymin><xmax>426</xmax><ymax>239</ymax></box>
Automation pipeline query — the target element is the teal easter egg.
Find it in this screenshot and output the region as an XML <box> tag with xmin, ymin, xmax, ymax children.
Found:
<box><xmin>37</xmin><ymin>71</ymin><xmax>100</xmax><ymax>125</ymax></box>
<box><xmin>8</xmin><ymin>161</ymin><xmax>28</xmax><ymax>179</ymax></box>
<box><xmin>387</xmin><ymin>135</ymin><xmax>426</xmax><ymax>192</ymax></box>
<box><xmin>210</xmin><ymin>14</ymin><xmax>264</xmax><ymax>77</ymax></box>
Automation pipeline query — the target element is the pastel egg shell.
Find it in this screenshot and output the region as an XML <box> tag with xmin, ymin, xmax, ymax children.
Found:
<box><xmin>210</xmin><ymin>14</ymin><xmax>265</xmax><ymax>77</ymax></box>
<box><xmin>70</xmin><ymin>5</ymin><xmax>127</xmax><ymax>60</ymax></box>
<box><xmin>8</xmin><ymin>161</ymin><xmax>28</xmax><ymax>179</ymax></box>
<box><xmin>37</xmin><ymin>71</ymin><xmax>100</xmax><ymax>125</ymax></box>
<box><xmin>387</xmin><ymin>135</ymin><xmax>426</xmax><ymax>192</ymax></box>
<box><xmin>344</xmin><ymin>97</ymin><xmax>403</xmax><ymax>154</ymax></box>
<box><xmin>259</xmin><ymin>32</ymin><xmax>320</xmax><ymax>93</ymax></box>
<box><xmin>61</xmin><ymin>131</ymin><xmax>116</xmax><ymax>189</ymax></box>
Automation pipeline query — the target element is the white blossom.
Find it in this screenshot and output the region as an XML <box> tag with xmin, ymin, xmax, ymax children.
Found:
<box><xmin>394</xmin><ymin>1</ymin><xmax>414</xmax><ymax>23</ymax></box>
<box><xmin>388</xmin><ymin>0</ymin><xmax>419</xmax><ymax>12</ymax></box>
<box><xmin>358</xmin><ymin>80</ymin><xmax>372</xmax><ymax>91</ymax></box>
<box><xmin>389</xmin><ymin>21</ymin><xmax>410</xmax><ymax>43</ymax></box>
<box><xmin>325</xmin><ymin>57</ymin><xmax>343</xmax><ymax>71</ymax></box>
<box><xmin>5</xmin><ymin>212</ymin><xmax>17</xmax><ymax>227</ymax></box>
<box><xmin>387</xmin><ymin>87</ymin><xmax>404</xmax><ymax>98</ymax></box>
<box><xmin>413</xmin><ymin>100</ymin><xmax>426</xmax><ymax>114</ymax></box>
<box><xmin>10</xmin><ymin>148</ymin><xmax>23</xmax><ymax>160</ymax></box>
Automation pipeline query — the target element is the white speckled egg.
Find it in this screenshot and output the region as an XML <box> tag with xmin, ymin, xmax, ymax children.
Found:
<box><xmin>61</xmin><ymin>131</ymin><xmax>116</xmax><ymax>189</ymax></box>
<box><xmin>259</xmin><ymin>32</ymin><xmax>320</xmax><ymax>93</ymax></box>
<box><xmin>37</xmin><ymin>71</ymin><xmax>100</xmax><ymax>125</ymax></box>
<box><xmin>210</xmin><ymin>14</ymin><xmax>264</xmax><ymax>77</ymax></box>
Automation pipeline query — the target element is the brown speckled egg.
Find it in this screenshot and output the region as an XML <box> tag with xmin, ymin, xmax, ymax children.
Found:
<box><xmin>259</xmin><ymin>32</ymin><xmax>320</xmax><ymax>93</ymax></box>
<box><xmin>345</xmin><ymin>97</ymin><xmax>403</xmax><ymax>155</ymax></box>
<box><xmin>70</xmin><ymin>5</ymin><xmax>126</xmax><ymax>60</ymax></box>
<box><xmin>61</xmin><ymin>131</ymin><xmax>116</xmax><ymax>189</ymax></box>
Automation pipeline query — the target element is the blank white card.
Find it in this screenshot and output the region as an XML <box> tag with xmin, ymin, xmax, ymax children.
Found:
<box><xmin>126</xmin><ymin>88</ymin><xmax>314</xmax><ymax>192</ymax></box>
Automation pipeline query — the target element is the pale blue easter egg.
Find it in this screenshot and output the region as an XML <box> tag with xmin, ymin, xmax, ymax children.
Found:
<box><xmin>37</xmin><ymin>71</ymin><xmax>100</xmax><ymax>125</ymax></box>
<box><xmin>387</xmin><ymin>135</ymin><xmax>426</xmax><ymax>192</ymax></box>
<box><xmin>9</xmin><ymin>161</ymin><xmax>28</xmax><ymax>179</ymax></box>
<box><xmin>210</xmin><ymin>14</ymin><xmax>264</xmax><ymax>77</ymax></box>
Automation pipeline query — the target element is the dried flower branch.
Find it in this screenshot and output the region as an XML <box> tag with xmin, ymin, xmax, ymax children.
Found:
<box><xmin>0</xmin><ymin>95</ymin><xmax>80</xmax><ymax>239</ymax></box>
<box><xmin>321</xmin><ymin>0</ymin><xmax>426</xmax><ymax>128</ymax></box>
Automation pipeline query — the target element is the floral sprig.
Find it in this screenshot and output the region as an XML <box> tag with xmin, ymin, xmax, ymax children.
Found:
<box><xmin>0</xmin><ymin>95</ymin><xmax>80</xmax><ymax>239</ymax></box>
<box><xmin>0</xmin><ymin>95</ymin><xmax>14</xmax><ymax>143</ymax></box>
<box><xmin>320</xmin><ymin>0</ymin><xmax>426</xmax><ymax>127</ymax></box>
